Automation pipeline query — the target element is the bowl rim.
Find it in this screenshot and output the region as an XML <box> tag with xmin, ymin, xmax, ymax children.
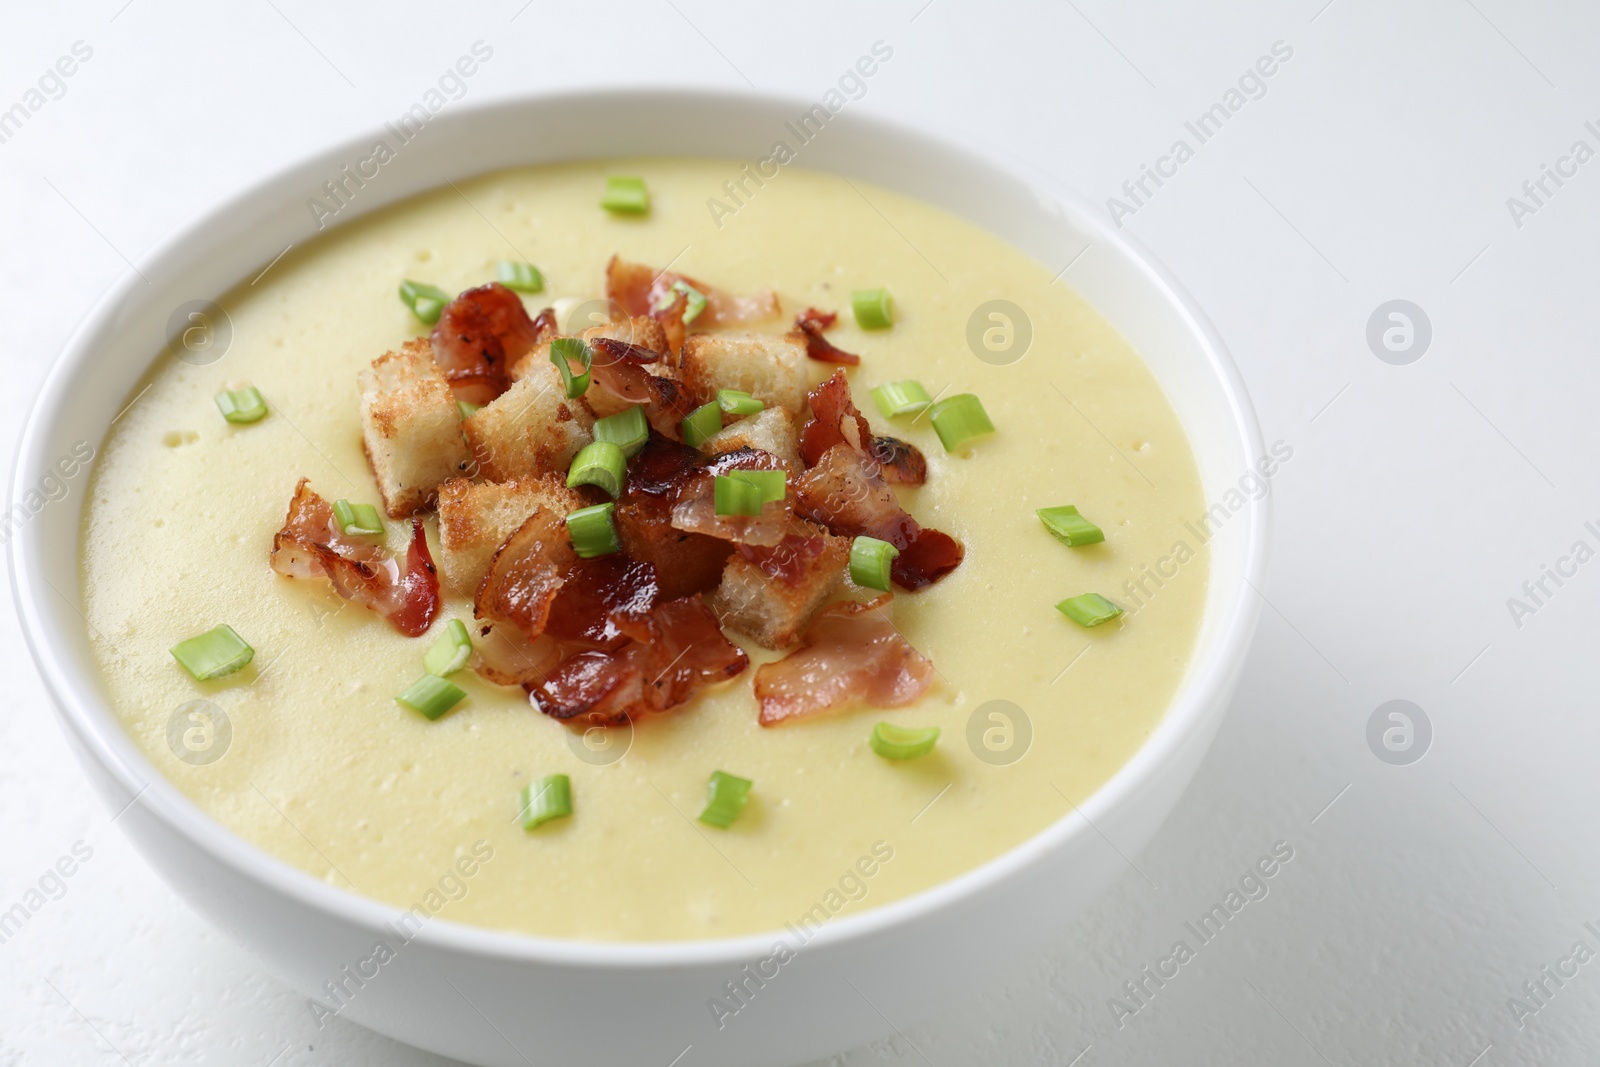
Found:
<box><xmin>9</xmin><ymin>85</ymin><xmax>1268</xmax><ymax>969</ymax></box>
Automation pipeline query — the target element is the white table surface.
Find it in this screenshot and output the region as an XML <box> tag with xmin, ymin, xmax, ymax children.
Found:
<box><xmin>5</xmin><ymin>1</ymin><xmax>1597</xmax><ymax>1063</ymax></box>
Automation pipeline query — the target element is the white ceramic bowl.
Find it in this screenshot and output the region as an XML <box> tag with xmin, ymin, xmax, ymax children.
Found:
<box><xmin>10</xmin><ymin>89</ymin><xmax>1266</xmax><ymax>1067</ymax></box>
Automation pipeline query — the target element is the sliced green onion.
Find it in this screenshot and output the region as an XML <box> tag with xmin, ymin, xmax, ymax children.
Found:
<box><xmin>718</xmin><ymin>389</ymin><xmax>765</xmax><ymax>417</ymax></box>
<box><xmin>652</xmin><ymin>280</ymin><xmax>708</xmax><ymax>325</ymax></box>
<box><xmin>396</xmin><ymin>674</ymin><xmax>466</xmax><ymax>720</ymax></box>
<box><xmin>698</xmin><ymin>770</ymin><xmax>753</xmax><ymax>828</ymax></box>
<box><xmin>215</xmin><ymin>385</ymin><xmax>268</xmax><ymax>424</ymax></box>
<box><xmin>424</xmin><ymin>618</ymin><xmax>473</xmax><ymax>677</ymax></box>
<box><xmin>567</xmin><ymin>502</ymin><xmax>621</xmax><ymax>558</ymax></box>
<box><xmin>1055</xmin><ymin>593</ymin><xmax>1124</xmax><ymax>628</ymax></box>
<box><xmin>714</xmin><ymin>475</ymin><xmax>765</xmax><ymax>517</ymax></box>
<box><xmin>495</xmin><ymin>260</ymin><xmax>544</xmax><ymax>293</ymax></box>
<box><xmin>520</xmin><ymin>774</ymin><xmax>573</xmax><ymax>830</ymax></box>
<box><xmin>870</xmin><ymin>722</ymin><xmax>941</xmax><ymax>761</ymax></box>
<box><xmin>928</xmin><ymin>394</ymin><xmax>995</xmax><ymax>452</ymax></box>
<box><xmin>593</xmin><ymin>406</ymin><xmax>649</xmax><ymax>458</ymax></box>
<box><xmin>1036</xmin><ymin>505</ymin><xmax>1105</xmax><ymax>547</ymax></box>
<box><xmin>567</xmin><ymin>440</ymin><xmax>627</xmax><ymax>499</ymax></box>
<box><xmin>457</xmin><ymin>399</ymin><xmax>481</xmax><ymax>419</ymax></box>
<box><xmin>332</xmin><ymin>499</ymin><xmax>384</xmax><ymax>537</ymax></box>
<box><xmin>729</xmin><ymin>469</ymin><xmax>785</xmax><ymax>503</ymax></box>
<box><xmin>870</xmin><ymin>380</ymin><xmax>931</xmax><ymax>418</ymax></box>
<box><xmin>601</xmin><ymin>176</ymin><xmax>650</xmax><ymax>215</ymax></box>
<box><xmin>400</xmin><ymin>280</ymin><xmax>450</xmax><ymax>325</ymax></box>
<box><xmin>851</xmin><ymin>288</ymin><xmax>894</xmax><ymax>330</ymax></box>
<box><xmin>170</xmin><ymin>624</ymin><xmax>254</xmax><ymax>680</ymax></box>
<box><xmin>549</xmin><ymin>337</ymin><xmax>592</xmax><ymax>399</ymax></box>
<box><xmin>849</xmin><ymin>536</ymin><xmax>900</xmax><ymax>591</ymax></box>
<box><xmin>682</xmin><ymin>400</ymin><xmax>723</xmax><ymax>448</ymax></box>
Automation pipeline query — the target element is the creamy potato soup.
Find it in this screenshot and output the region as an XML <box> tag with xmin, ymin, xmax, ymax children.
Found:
<box><xmin>81</xmin><ymin>159</ymin><xmax>1208</xmax><ymax>941</ymax></box>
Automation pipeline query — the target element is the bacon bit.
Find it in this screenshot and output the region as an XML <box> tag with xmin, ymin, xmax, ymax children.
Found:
<box><xmin>792</xmin><ymin>308</ymin><xmax>860</xmax><ymax>365</ymax></box>
<box><xmin>472</xmin><ymin>627</ymin><xmax>561</xmax><ymax>687</ymax></box>
<box><xmin>269</xmin><ymin>478</ymin><xmax>439</xmax><ymax>637</ymax></box>
<box><xmin>671</xmin><ymin>448</ymin><xmax>792</xmax><ymax>548</ymax></box>
<box><xmin>793</xmin><ymin>444</ymin><xmax>962</xmax><ymax>590</ymax></box>
<box><xmin>587</xmin><ymin>337</ymin><xmax>693</xmax><ymax>437</ymax></box>
<box><xmin>799</xmin><ymin>370</ymin><xmax>874</xmax><ymax>468</ymax></box>
<box><xmin>606</xmin><ymin>255</ymin><xmax>781</xmax><ymax>331</ymax></box>
<box><xmin>530</xmin><ymin>306</ymin><xmax>559</xmax><ymax>347</ymax></box>
<box><xmin>430</xmin><ymin>283</ymin><xmax>540</xmax><ymax>406</ymax></box>
<box><xmin>544</xmin><ymin>556</ymin><xmax>660</xmax><ymax>652</ymax></box>
<box><xmin>530</xmin><ymin>596</ymin><xmax>748</xmax><ymax>726</ymax></box>
<box><xmin>614</xmin><ymin>437</ymin><xmax>731</xmax><ymax>599</ymax></box>
<box><xmin>472</xmin><ymin>509</ymin><xmax>575</xmax><ymax>644</ymax></box>
<box><xmin>891</xmin><ymin>527</ymin><xmax>964</xmax><ymax>591</ymax></box>
<box><xmin>754</xmin><ymin>595</ymin><xmax>933</xmax><ymax>726</ymax></box>
<box><xmin>869</xmin><ymin>435</ymin><xmax>927</xmax><ymax>487</ymax></box>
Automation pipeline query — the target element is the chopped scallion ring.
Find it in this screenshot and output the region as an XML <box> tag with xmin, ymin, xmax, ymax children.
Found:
<box><xmin>399</xmin><ymin>280</ymin><xmax>450</xmax><ymax>325</ymax></box>
<box><xmin>717</xmin><ymin>389</ymin><xmax>765</xmax><ymax>417</ymax></box>
<box><xmin>215</xmin><ymin>385</ymin><xmax>268</xmax><ymax>424</ymax></box>
<box><xmin>682</xmin><ymin>400</ymin><xmax>723</xmax><ymax>448</ymax></box>
<box><xmin>332</xmin><ymin>499</ymin><xmax>385</xmax><ymax>537</ymax></box>
<box><xmin>170</xmin><ymin>624</ymin><xmax>255</xmax><ymax>680</ymax></box>
<box><xmin>601</xmin><ymin>176</ymin><xmax>650</xmax><ymax>215</ymax></box>
<box><xmin>424</xmin><ymin>619</ymin><xmax>473</xmax><ymax>677</ymax></box>
<box><xmin>870</xmin><ymin>722</ymin><xmax>941</xmax><ymax>761</ymax></box>
<box><xmin>567</xmin><ymin>440</ymin><xmax>627</xmax><ymax>499</ymax></box>
<box><xmin>870</xmin><ymin>380</ymin><xmax>931</xmax><ymax>418</ymax></box>
<box><xmin>520</xmin><ymin>774</ymin><xmax>573</xmax><ymax>830</ymax></box>
<box><xmin>698</xmin><ymin>770</ymin><xmax>753</xmax><ymax>828</ymax></box>
<box><xmin>658</xmin><ymin>280</ymin><xmax>707</xmax><ymax>324</ymax></box>
<box><xmin>851</xmin><ymin>288</ymin><xmax>894</xmax><ymax>330</ymax></box>
<box><xmin>457</xmin><ymin>399</ymin><xmax>481</xmax><ymax>419</ymax></box>
<box><xmin>713</xmin><ymin>474</ymin><xmax>765</xmax><ymax>517</ymax></box>
<box><xmin>549</xmin><ymin>337</ymin><xmax>593</xmax><ymax>399</ymax></box>
<box><xmin>928</xmin><ymin>393</ymin><xmax>995</xmax><ymax>452</ymax></box>
<box><xmin>729</xmin><ymin>469</ymin><xmax>786</xmax><ymax>503</ymax></box>
<box><xmin>396</xmin><ymin>674</ymin><xmax>466</xmax><ymax>720</ymax></box>
<box><xmin>849</xmin><ymin>536</ymin><xmax>900</xmax><ymax>591</ymax></box>
<box><xmin>567</xmin><ymin>502</ymin><xmax>621</xmax><ymax>558</ymax></box>
<box><xmin>1036</xmin><ymin>505</ymin><xmax>1105</xmax><ymax>547</ymax></box>
<box><xmin>495</xmin><ymin>260</ymin><xmax>545</xmax><ymax>293</ymax></box>
<box><xmin>1055</xmin><ymin>593</ymin><xmax>1124</xmax><ymax>628</ymax></box>
<box><xmin>593</xmin><ymin>406</ymin><xmax>649</xmax><ymax>457</ymax></box>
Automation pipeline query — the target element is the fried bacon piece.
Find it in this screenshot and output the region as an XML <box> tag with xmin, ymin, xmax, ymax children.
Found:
<box><xmin>430</xmin><ymin>283</ymin><xmax>543</xmax><ymax>406</ymax></box>
<box><xmin>671</xmin><ymin>447</ymin><xmax>792</xmax><ymax>548</ymax></box>
<box><xmin>543</xmin><ymin>556</ymin><xmax>659</xmax><ymax>652</ymax></box>
<box><xmin>471</xmin><ymin>627</ymin><xmax>561</xmax><ymax>688</ymax></box>
<box><xmin>792</xmin><ymin>308</ymin><xmax>860</xmax><ymax>365</ymax></box>
<box><xmin>753</xmin><ymin>595</ymin><xmax>933</xmax><ymax>726</ymax></box>
<box><xmin>529</xmin><ymin>595</ymin><xmax>748</xmax><ymax>726</ymax></box>
<box><xmin>798</xmin><ymin>370</ymin><xmax>927</xmax><ymax>487</ymax></box>
<box><xmin>793</xmin><ymin>444</ymin><xmax>962</xmax><ymax>591</ymax></box>
<box><xmin>606</xmin><ymin>255</ymin><xmax>781</xmax><ymax>333</ymax></box>
<box><xmin>472</xmin><ymin>508</ymin><xmax>575</xmax><ymax>644</ymax></box>
<box><xmin>588</xmin><ymin>337</ymin><xmax>693</xmax><ymax>437</ymax></box>
<box><xmin>269</xmin><ymin>478</ymin><xmax>439</xmax><ymax>637</ymax></box>
<box><xmin>614</xmin><ymin>437</ymin><xmax>732</xmax><ymax>599</ymax></box>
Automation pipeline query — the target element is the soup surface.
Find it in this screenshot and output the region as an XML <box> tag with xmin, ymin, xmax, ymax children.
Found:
<box><xmin>81</xmin><ymin>158</ymin><xmax>1208</xmax><ymax>941</ymax></box>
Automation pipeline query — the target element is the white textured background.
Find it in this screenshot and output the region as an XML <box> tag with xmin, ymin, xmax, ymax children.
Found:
<box><xmin>4</xmin><ymin>1</ymin><xmax>1597</xmax><ymax>1064</ymax></box>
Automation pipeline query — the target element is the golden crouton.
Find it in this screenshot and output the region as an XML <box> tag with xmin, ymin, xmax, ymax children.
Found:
<box><xmin>359</xmin><ymin>339</ymin><xmax>473</xmax><ymax>517</ymax></box>
<box><xmin>462</xmin><ymin>360</ymin><xmax>594</xmax><ymax>481</ymax></box>
<box><xmin>677</xmin><ymin>332</ymin><xmax>806</xmax><ymax>414</ymax></box>
<box><xmin>436</xmin><ymin>476</ymin><xmax>583</xmax><ymax>594</ymax></box>
<box><xmin>709</xmin><ymin>519</ymin><xmax>849</xmax><ymax>649</ymax></box>
<box><xmin>702</xmin><ymin>407</ymin><xmax>800</xmax><ymax>471</ymax></box>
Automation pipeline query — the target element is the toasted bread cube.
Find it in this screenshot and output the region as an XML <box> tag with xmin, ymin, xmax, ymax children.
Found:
<box><xmin>359</xmin><ymin>339</ymin><xmax>473</xmax><ymax>517</ymax></box>
<box><xmin>462</xmin><ymin>361</ymin><xmax>594</xmax><ymax>481</ymax></box>
<box><xmin>709</xmin><ymin>520</ymin><xmax>849</xmax><ymax>649</ymax></box>
<box><xmin>702</xmin><ymin>407</ymin><xmax>800</xmax><ymax>472</ymax></box>
<box><xmin>678</xmin><ymin>332</ymin><xmax>805</xmax><ymax>414</ymax></box>
<box><xmin>436</xmin><ymin>476</ymin><xmax>583</xmax><ymax>594</ymax></box>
